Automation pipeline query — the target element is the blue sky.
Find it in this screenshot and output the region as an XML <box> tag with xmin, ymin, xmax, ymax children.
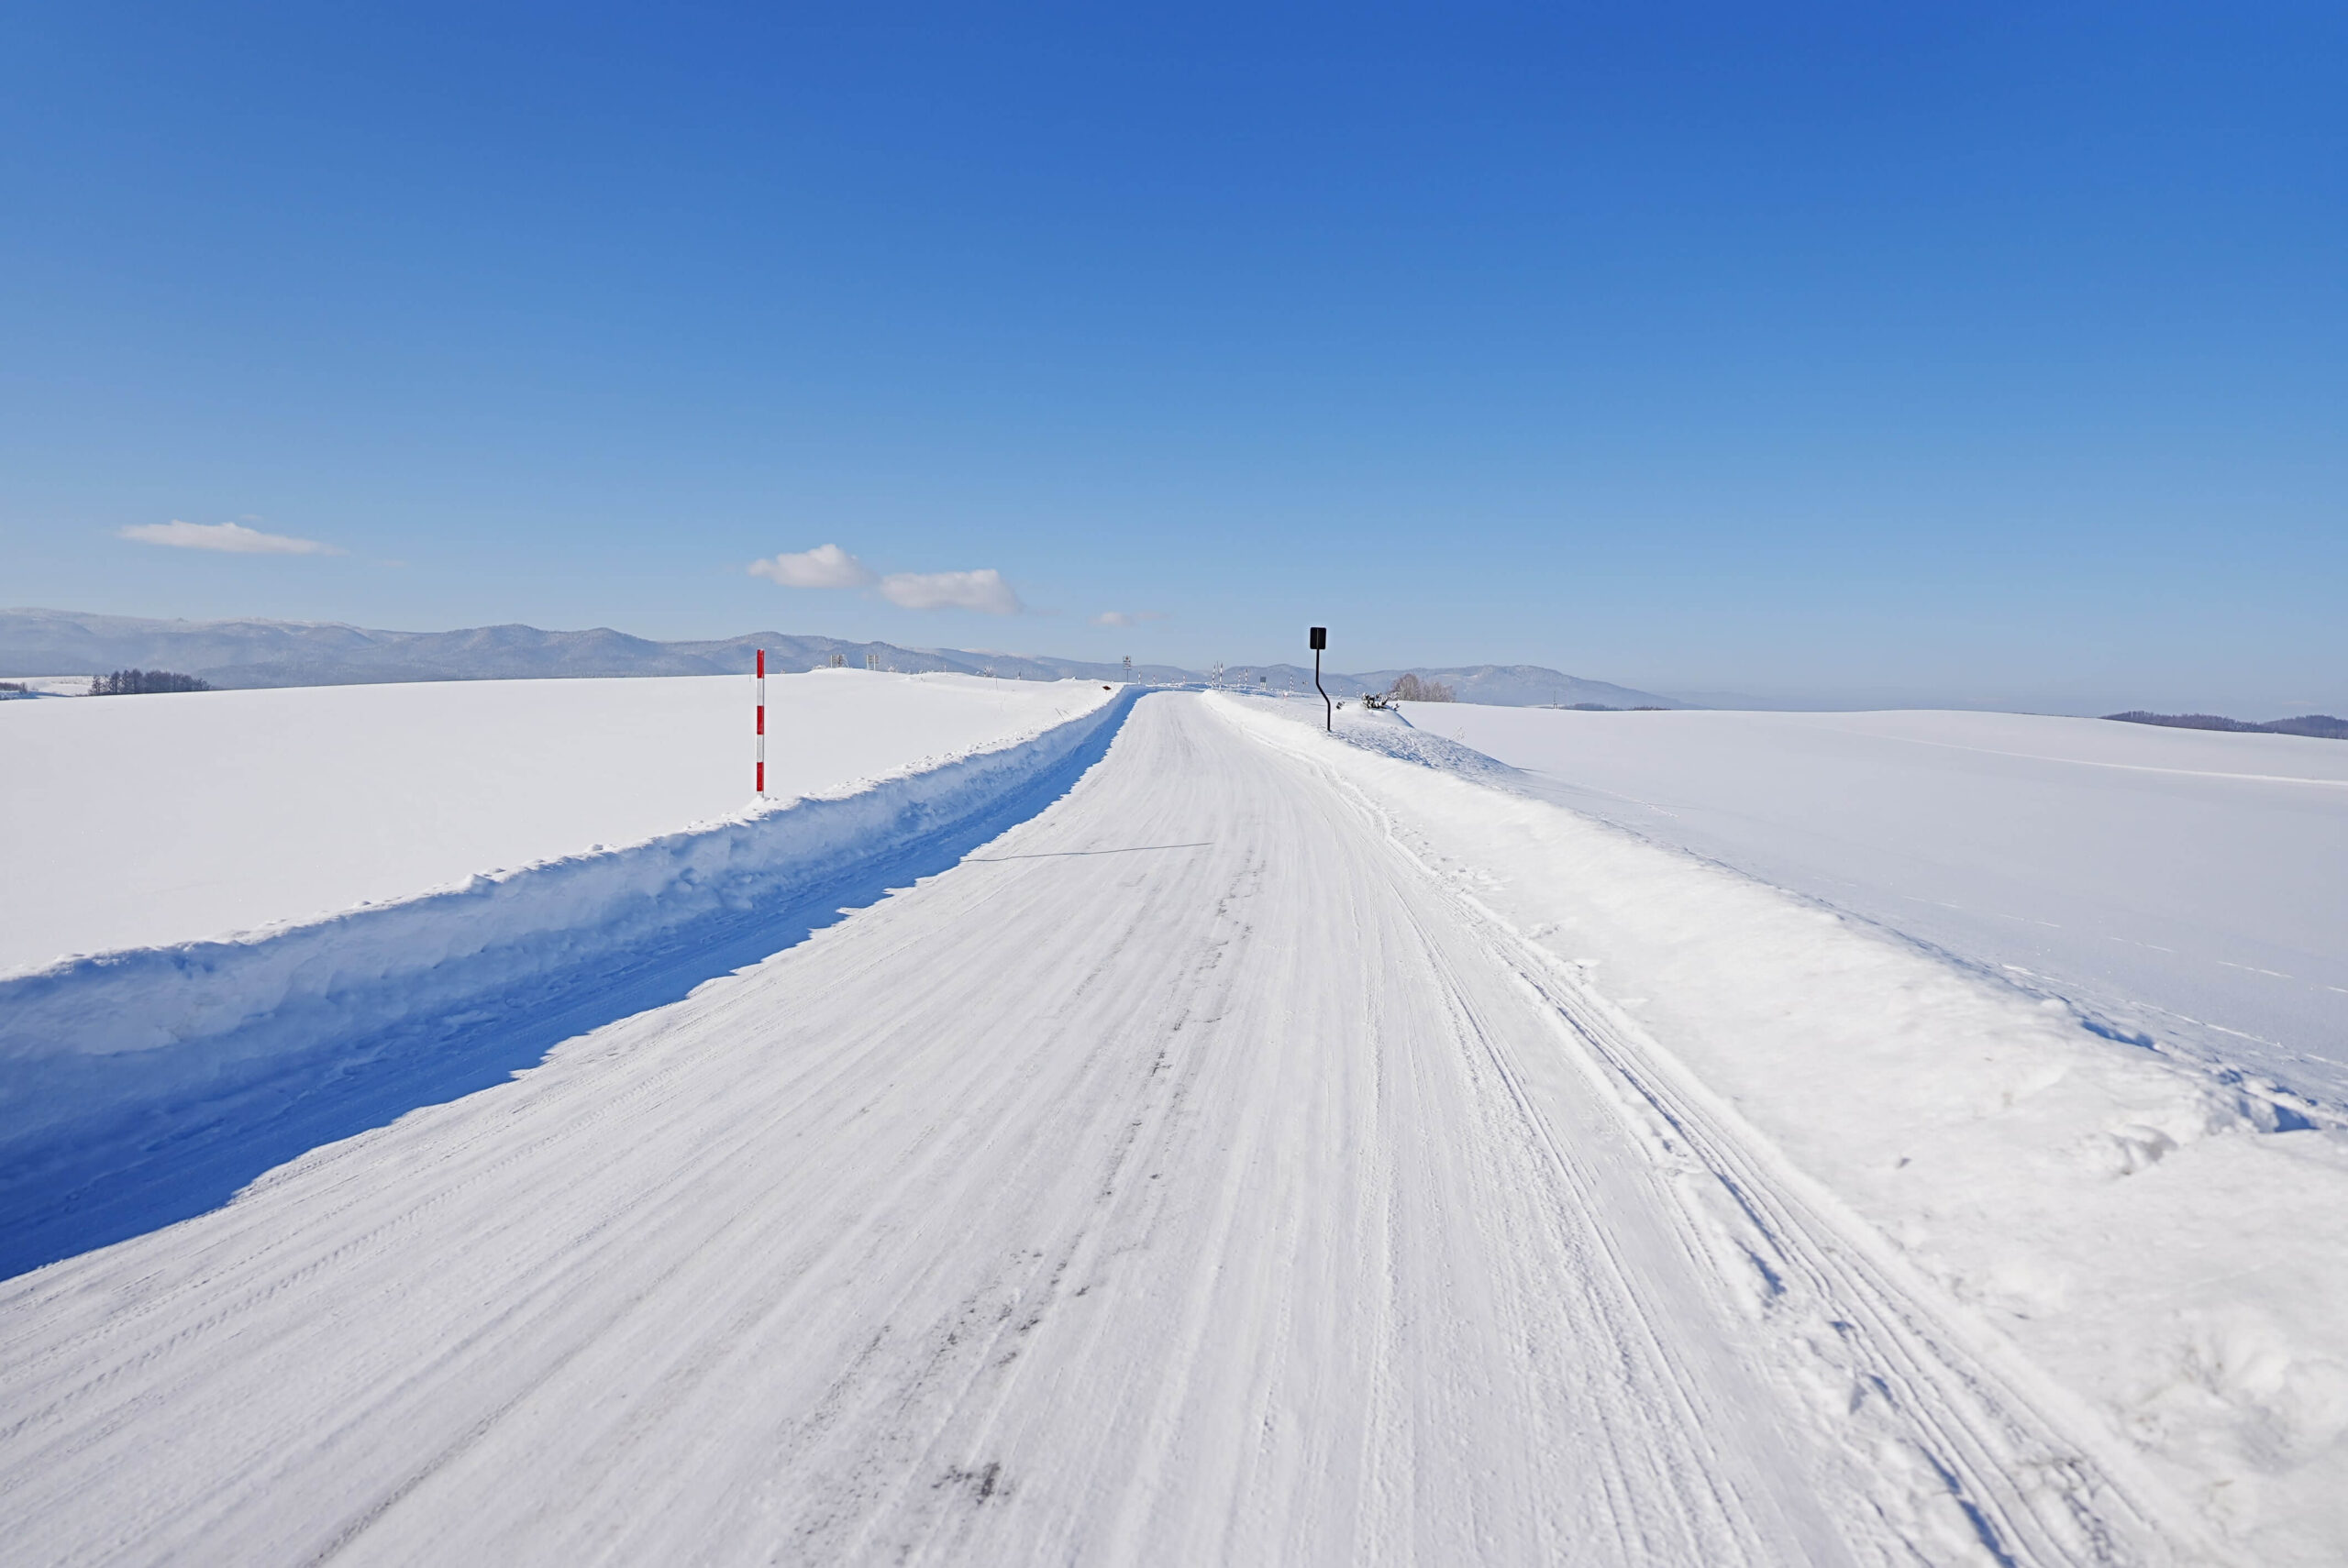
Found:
<box><xmin>4</xmin><ymin>3</ymin><xmax>2342</xmax><ymax>709</ymax></box>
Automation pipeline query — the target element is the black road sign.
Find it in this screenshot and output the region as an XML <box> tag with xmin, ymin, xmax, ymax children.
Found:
<box><xmin>1309</xmin><ymin>627</ymin><xmax>1330</xmax><ymax>729</ymax></box>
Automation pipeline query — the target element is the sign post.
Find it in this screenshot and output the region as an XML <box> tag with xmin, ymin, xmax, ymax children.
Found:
<box><xmin>756</xmin><ymin>648</ymin><xmax>767</xmax><ymax>795</ymax></box>
<box><xmin>1310</xmin><ymin>626</ymin><xmax>1329</xmax><ymax>731</ymax></box>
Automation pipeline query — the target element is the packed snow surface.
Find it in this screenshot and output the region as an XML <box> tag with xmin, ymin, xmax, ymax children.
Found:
<box><xmin>1275</xmin><ymin>695</ymin><xmax>2348</xmax><ymax>1562</ymax></box>
<box><xmin>0</xmin><ymin>669</ymin><xmax>1111</xmax><ymax>972</ymax></box>
<box><xmin>4</xmin><ymin>690</ymin><xmax>2344</xmax><ymax>1563</ymax></box>
<box><xmin>1394</xmin><ymin>703</ymin><xmax>2348</xmax><ymax>1105</ymax></box>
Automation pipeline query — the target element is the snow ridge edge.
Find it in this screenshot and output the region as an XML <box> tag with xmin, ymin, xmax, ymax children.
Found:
<box><xmin>0</xmin><ymin>687</ymin><xmax>1143</xmax><ymax>1138</ymax></box>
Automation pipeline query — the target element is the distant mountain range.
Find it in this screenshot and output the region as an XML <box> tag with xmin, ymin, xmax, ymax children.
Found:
<box><xmin>0</xmin><ymin>609</ymin><xmax>1685</xmax><ymax>710</ymax></box>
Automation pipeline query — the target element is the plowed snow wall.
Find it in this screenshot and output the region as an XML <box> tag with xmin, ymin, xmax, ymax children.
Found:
<box><xmin>0</xmin><ymin>688</ymin><xmax>1140</xmax><ymax>1145</ymax></box>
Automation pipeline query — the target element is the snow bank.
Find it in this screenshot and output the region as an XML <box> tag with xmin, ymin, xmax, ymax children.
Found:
<box><xmin>0</xmin><ymin>682</ymin><xmax>1135</xmax><ymax>1153</ymax></box>
<box><xmin>0</xmin><ymin>670</ymin><xmax>1113</xmax><ymax>972</ymax></box>
<box><xmin>1221</xmin><ymin>693</ymin><xmax>2348</xmax><ymax>1564</ymax></box>
<box><xmin>1397</xmin><ymin>701</ymin><xmax>2348</xmax><ymax>1107</ymax></box>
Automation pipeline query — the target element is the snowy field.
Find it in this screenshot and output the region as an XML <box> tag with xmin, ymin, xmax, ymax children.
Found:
<box><xmin>3</xmin><ymin>684</ymin><xmax>2344</xmax><ymax>1564</ymax></box>
<box><xmin>1382</xmin><ymin>703</ymin><xmax>2348</xmax><ymax>1107</ymax></box>
<box><xmin>0</xmin><ymin>669</ymin><xmax>1113</xmax><ymax>970</ymax></box>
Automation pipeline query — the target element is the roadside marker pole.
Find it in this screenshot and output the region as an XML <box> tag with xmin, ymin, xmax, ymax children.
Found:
<box><xmin>1310</xmin><ymin>626</ymin><xmax>1329</xmax><ymax>730</ymax></box>
<box><xmin>756</xmin><ymin>648</ymin><xmax>767</xmax><ymax>795</ymax></box>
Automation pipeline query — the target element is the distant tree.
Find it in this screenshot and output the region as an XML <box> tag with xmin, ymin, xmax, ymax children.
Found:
<box><xmin>2266</xmin><ymin>715</ymin><xmax>2348</xmax><ymax>740</ymax></box>
<box><xmin>90</xmin><ymin>668</ymin><xmax>212</xmax><ymax>696</ymax></box>
<box><xmin>1389</xmin><ymin>673</ymin><xmax>1455</xmax><ymax>702</ymax></box>
<box><xmin>2102</xmin><ymin>710</ymin><xmax>2258</xmax><ymax>734</ymax></box>
<box><xmin>2107</xmin><ymin>710</ymin><xmax>2346</xmax><ymax>741</ymax></box>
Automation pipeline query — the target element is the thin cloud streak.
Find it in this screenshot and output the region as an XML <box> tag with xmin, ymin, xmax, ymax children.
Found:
<box><xmin>121</xmin><ymin>520</ymin><xmax>340</xmax><ymax>556</ymax></box>
<box><xmin>879</xmin><ymin>569</ymin><xmax>1023</xmax><ymax>615</ymax></box>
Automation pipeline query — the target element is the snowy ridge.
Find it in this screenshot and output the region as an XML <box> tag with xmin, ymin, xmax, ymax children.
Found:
<box><xmin>0</xmin><ymin>686</ymin><xmax>1140</xmax><ymax>1154</ymax></box>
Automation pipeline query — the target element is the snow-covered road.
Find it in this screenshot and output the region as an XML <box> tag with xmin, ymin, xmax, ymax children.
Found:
<box><xmin>0</xmin><ymin>695</ymin><xmax>2214</xmax><ymax>1563</ymax></box>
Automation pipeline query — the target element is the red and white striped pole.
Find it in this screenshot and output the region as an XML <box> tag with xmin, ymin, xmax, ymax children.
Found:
<box><xmin>755</xmin><ymin>648</ymin><xmax>766</xmax><ymax>795</ymax></box>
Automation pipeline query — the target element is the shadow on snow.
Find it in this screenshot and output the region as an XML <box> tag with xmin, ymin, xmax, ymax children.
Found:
<box><xmin>0</xmin><ymin>701</ymin><xmax>1137</xmax><ymax>1284</ymax></box>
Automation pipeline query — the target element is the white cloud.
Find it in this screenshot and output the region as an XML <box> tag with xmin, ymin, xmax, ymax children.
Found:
<box><xmin>120</xmin><ymin>519</ymin><xmax>340</xmax><ymax>556</ymax></box>
<box><xmin>879</xmin><ymin>569</ymin><xmax>1024</xmax><ymax>615</ymax></box>
<box><xmin>747</xmin><ymin>545</ymin><xmax>1024</xmax><ymax>614</ymax></box>
<box><xmin>1092</xmin><ymin>610</ymin><xmax>1167</xmax><ymax>627</ymax></box>
<box><xmin>747</xmin><ymin>543</ymin><xmax>876</xmax><ymax>589</ymax></box>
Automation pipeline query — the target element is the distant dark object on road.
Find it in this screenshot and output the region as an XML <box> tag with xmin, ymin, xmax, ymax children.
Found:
<box><xmin>2104</xmin><ymin>711</ymin><xmax>2348</xmax><ymax>741</ymax></box>
<box><xmin>90</xmin><ymin>668</ymin><xmax>213</xmax><ymax>697</ymax></box>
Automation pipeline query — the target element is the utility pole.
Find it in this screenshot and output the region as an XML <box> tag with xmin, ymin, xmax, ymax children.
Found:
<box><xmin>1310</xmin><ymin>626</ymin><xmax>1329</xmax><ymax>730</ymax></box>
